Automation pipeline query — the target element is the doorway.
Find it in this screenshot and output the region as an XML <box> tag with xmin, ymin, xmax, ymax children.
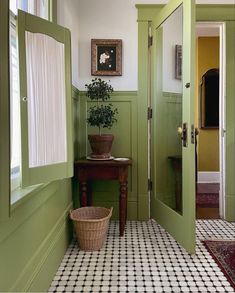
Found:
<box><xmin>195</xmin><ymin>22</ymin><xmax>225</xmax><ymax>220</ymax></box>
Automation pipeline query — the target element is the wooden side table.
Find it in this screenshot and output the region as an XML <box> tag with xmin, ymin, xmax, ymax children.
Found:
<box><xmin>168</xmin><ymin>156</ymin><xmax>182</xmax><ymax>213</ymax></box>
<box><xmin>74</xmin><ymin>158</ymin><xmax>132</xmax><ymax>236</ymax></box>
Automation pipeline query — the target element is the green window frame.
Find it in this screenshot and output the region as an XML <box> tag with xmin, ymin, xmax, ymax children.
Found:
<box><xmin>0</xmin><ymin>0</ymin><xmax>10</xmax><ymax>220</ymax></box>
<box><xmin>18</xmin><ymin>9</ymin><xmax>73</xmax><ymax>187</ymax></box>
<box><xmin>0</xmin><ymin>0</ymin><xmax>72</xmax><ymax>220</ymax></box>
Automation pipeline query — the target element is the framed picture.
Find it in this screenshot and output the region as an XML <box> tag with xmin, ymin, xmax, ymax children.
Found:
<box><xmin>91</xmin><ymin>39</ymin><xmax>122</xmax><ymax>76</ymax></box>
<box><xmin>175</xmin><ymin>44</ymin><xmax>182</xmax><ymax>80</ymax></box>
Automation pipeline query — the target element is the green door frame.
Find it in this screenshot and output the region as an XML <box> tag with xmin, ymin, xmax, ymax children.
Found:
<box><xmin>136</xmin><ymin>4</ymin><xmax>235</xmax><ymax>222</ymax></box>
<box><xmin>0</xmin><ymin>0</ymin><xmax>10</xmax><ymax>220</ymax></box>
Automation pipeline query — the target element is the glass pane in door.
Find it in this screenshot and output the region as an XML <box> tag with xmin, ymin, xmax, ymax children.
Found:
<box><xmin>155</xmin><ymin>5</ymin><xmax>183</xmax><ymax>214</ymax></box>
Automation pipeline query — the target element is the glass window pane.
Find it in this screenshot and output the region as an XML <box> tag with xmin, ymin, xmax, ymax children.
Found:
<box><xmin>10</xmin><ymin>18</ymin><xmax>20</xmax><ymax>171</ymax></box>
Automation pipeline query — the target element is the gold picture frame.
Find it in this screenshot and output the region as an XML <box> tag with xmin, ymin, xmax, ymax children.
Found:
<box><xmin>91</xmin><ymin>39</ymin><xmax>122</xmax><ymax>76</ymax></box>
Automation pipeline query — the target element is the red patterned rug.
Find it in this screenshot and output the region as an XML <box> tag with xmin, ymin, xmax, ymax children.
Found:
<box><xmin>196</xmin><ymin>183</ymin><xmax>219</xmax><ymax>208</ymax></box>
<box><xmin>196</xmin><ymin>193</ymin><xmax>219</xmax><ymax>208</ymax></box>
<box><xmin>203</xmin><ymin>240</ymin><xmax>235</xmax><ymax>290</ymax></box>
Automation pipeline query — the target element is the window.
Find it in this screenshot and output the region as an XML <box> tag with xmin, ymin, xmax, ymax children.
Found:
<box><xmin>10</xmin><ymin>3</ymin><xmax>73</xmax><ymax>193</ymax></box>
<box><xmin>10</xmin><ymin>0</ymin><xmax>49</xmax><ymax>192</ymax></box>
<box><xmin>10</xmin><ymin>11</ymin><xmax>20</xmax><ymax>191</ymax></box>
<box><xmin>10</xmin><ymin>0</ymin><xmax>48</xmax><ymax>19</ymax></box>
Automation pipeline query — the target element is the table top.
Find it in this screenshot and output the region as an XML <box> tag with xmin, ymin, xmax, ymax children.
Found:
<box><xmin>74</xmin><ymin>157</ymin><xmax>132</xmax><ymax>167</ymax></box>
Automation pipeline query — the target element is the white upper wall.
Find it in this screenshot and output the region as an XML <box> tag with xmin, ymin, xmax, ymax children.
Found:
<box><xmin>57</xmin><ymin>0</ymin><xmax>234</xmax><ymax>91</ymax></box>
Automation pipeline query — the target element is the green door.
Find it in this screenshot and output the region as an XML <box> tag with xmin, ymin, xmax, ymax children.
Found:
<box><xmin>150</xmin><ymin>0</ymin><xmax>196</xmax><ymax>254</ymax></box>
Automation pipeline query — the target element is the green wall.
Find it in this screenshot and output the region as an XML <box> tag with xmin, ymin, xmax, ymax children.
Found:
<box><xmin>0</xmin><ymin>87</ymin><xmax>79</xmax><ymax>292</ymax></box>
<box><xmin>74</xmin><ymin>91</ymin><xmax>141</xmax><ymax>220</ymax></box>
<box><xmin>0</xmin><ymin>0</ymin><xmax>78</xmax><ymax>290</ymax></box>
<box><xmin>0</xmin><ymin>180</ymin><xmax>73</xmax><ymax>292</ymax></box>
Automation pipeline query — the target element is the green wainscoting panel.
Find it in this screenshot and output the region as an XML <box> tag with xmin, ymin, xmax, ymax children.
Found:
<box><xmin>75</xmin><ymin>91</ymin><xmax>139</xmax><ymax>220</ymax></box>
<box><xmin>72</xmin><ymin>86</ymin><xmax>80</xmax><ymax>160</ymax></box>
<box><xmin>225</xmin><ymin>195</ymin><xmax>235</xmax><ymax>221</ymax></box>
<box><xmin>0</xmin><ymin>180</ymin><xmax>73</xmax><ymax>292</ymax></box>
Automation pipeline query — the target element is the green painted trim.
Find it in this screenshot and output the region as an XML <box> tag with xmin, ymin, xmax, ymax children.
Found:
<box><xmin>225</xmin><ymin>20</ymin><xmax>235</xmax><ymax>221</ymax></box>
<box><xmin>137</xmin><ymin>21</ymin><xmax>149</xmax><ymax>220</ymax></box>
<box><xmin>0</xmin><ymin>0</ymin><xmax>10</xmax><ymax>220</ymax></box>
<box><xmin>10</xmin><ymin>202</ymin><xmax>72</xmax><ymax>292</ymax></box>
<box><xmin>49</xmin><ymin>0</ymin><xmax>57</xmax><ymax>23</ymax></box>
<box><xmin>1</xmin><ymin>181</ymin><xmax>66</xmax><ymax>244</ymax></box>
<box><xmin>136</xmin><ymin>4</ymin><xmax>164</xmax><ymax>8</ymax></box>
<box><xmin>18</xmin><ymin>10</ymin><xmax>73</xmax><ymax>187</ymax></box>
<box><xmin>18</xmin><ymin>9</ymin><xmax>66</xmax><ymax>42</ymax></box>
<box><xmin>72</xmin><ymin>86</ymin><xmax>80</xmax><ymax>159</ymax></box>
<box><xmin>29</xmin><ymin>218</ymin><xmax>71</xmax><ymax>292</ymax></box>
<box><xmin>79</xmin><ymin>90</ymin><xmax>138</xmax><ymax>97</ymax></box>
<box><xmin>225</xmin><ymin>195</ymin><xmax>235</xmax><ymax>221</ymax></box>
<box><xmin>152</xmin><ymin>0</ymin><xmax>183</xmax><ymax>28</ymax></box>
<box><xmin>72</xmin><ymin>85</ymin><xmax>80</xmax><ymax>101</ymax></box>
<box><xmin>136</xmin><ymin>5</ymin><xmax>163</xmax><ymax>22</ymax></box>
<box><xmin>64</xmin><ymin>27</ymin><xmax>74</xmax><ymax>177</ymax></box>
<box><xmin>137</xmin><ymin>4</ymin><xmax>235</xmax><ymax>22</ymax></box>
<box><xmin>196</xmin><ymin>5</ymin><xmax>235</xmax><ymax>21</ymax></box>
<box><xmin>11</xmin><ymin>183</ymin><xmax>48</xmax><ymax>207</ymax></box>
<box><xmin>163</xmin><ymin>92</ymin><xmax>182</xmax><ymax>98</ymax></box>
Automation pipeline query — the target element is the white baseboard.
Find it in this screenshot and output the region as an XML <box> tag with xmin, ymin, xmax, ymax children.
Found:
<box><xmin>198</xmin><ymin>171</ymin><xmax>220</xmax><ymax>183</ymax></box>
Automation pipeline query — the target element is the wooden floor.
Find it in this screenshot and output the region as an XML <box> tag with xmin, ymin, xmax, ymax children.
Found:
<box><xmin>196</xmin><ymin>207</ymin><xmax>220</xmax><ymax>219</ymax></box>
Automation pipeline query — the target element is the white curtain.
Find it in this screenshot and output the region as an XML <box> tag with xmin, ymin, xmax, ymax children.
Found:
<box><xmin>25</xmin><ymin>31</ymin><xmax>67</xmax><ymax>168</ymax></box>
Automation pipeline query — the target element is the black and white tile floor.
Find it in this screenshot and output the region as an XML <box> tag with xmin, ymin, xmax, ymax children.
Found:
<box><xmin>49</xmin><ymin>220</ymin><xmax>235</xmax><ymax>292</ymax></box>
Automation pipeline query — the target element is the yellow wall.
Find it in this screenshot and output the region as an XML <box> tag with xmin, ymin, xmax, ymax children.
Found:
<box><xmin>196</xmin><ymin>37</ymin><xmax>220</xmax><ymax>171</ymax></box>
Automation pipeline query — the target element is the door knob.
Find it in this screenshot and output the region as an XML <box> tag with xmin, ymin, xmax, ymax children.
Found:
<box><xmin>177</xmin><ymin>127</ymin><xmax>182</xmax><ymax>135</ymax></box>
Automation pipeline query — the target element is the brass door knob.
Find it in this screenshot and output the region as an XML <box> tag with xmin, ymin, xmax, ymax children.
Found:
<box><xmin>177</xmin><ymin>127</ymin><xmax>182</xmax><ymax>135</ymax></box>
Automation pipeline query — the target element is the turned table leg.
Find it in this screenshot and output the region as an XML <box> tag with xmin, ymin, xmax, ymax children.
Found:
<box><xmin>119</xmin><ymin>181</ymin><xmax>128</xmax><ymax>236</ymax></box>
<box><xmin>80</xmin><ymin>181</ymin><xmax>88</xmax><ymax>207</ymax></box>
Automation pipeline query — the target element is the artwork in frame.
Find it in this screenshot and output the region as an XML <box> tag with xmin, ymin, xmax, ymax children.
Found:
<box><xmin>175</xmin><ymin>44</ymin><xmax>182</xmax><ymax>80</ymax></box>
<box><xmin>91</xmin><ymin>39</ymin><xmax>122</xmax><ymax>76</ymax></box>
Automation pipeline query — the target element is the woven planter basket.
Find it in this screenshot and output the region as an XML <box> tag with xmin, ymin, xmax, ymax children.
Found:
<box><xmin>70</xmin><ymin>206</ymin><xmax>113</xmax><ymax>251</ymax></box>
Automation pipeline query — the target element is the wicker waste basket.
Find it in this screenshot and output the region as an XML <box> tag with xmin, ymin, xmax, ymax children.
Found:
<box><xmin>70</xmin><ymin>206</ymin><xmax>113</xmax><ymax>251</ymax></box>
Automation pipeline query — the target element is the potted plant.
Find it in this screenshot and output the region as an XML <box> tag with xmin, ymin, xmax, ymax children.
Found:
<box><xmin>85</xmin><ymin>78</ymin><xmax>118</xmax><ymax>159</ymax></box>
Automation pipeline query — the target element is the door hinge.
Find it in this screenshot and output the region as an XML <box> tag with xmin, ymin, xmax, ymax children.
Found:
<box><xmin>148</xmin><ymin>35</ymin><xmax>153</xmax><ymax>47</ymax></box>
<box><xmin>148</xmin><ymin>179</ymin><xmax>153</xmax><ymax>192</ymax></box>
<box><xmin>147</xmin><ymin>107</ymin><xmax>153</xmax><ymax>120</ymax></box>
